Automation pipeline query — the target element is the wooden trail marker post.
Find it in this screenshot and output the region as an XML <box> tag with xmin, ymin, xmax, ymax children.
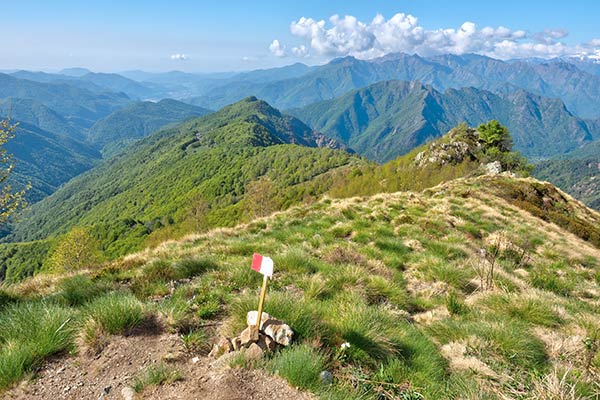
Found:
<box><xmin>251</xmin><ymin>253</ymin><xmax>274</xmax><ymax>334</ymax></box>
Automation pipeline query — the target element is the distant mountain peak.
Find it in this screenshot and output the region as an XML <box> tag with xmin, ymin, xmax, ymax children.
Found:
<box><xmin>59</xmin><ymin>67</ymin><xmax>92</xmax><ymax>77</ymax></box>
<box><xmin>192</xmin><ymin>97</ymin><xmax>346</xmax><ymax>150</ymax></box>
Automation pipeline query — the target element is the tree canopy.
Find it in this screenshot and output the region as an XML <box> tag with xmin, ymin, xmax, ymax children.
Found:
<box><xmin>477</xmin><ymin>120</ymin><xmax>513</xmax><ymax>152</ymax></box>
<box><xmin>0</xmin><ymin>119</ymin><xmax>28</xmax><ymax>226</ymax></box>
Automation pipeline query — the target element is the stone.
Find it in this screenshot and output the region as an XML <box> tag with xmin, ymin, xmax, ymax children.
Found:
<box><xmin>192</xmin><ymin>356</ymin><xmax>200</xmax><ymax>364</ymax></box>
<box><xmin>257</xmin><ymin>333</ymin><xmax>277</xmax><ymax>352</ymax></box>
<box><xmin>245</xmin><ymin>343</ymin><xmax>264</xmax><ymax>360</ymax></box>
<box><xmin>162</xmin><ymin>351</ymin><xmax>184</xmax><ymax>363</ymax></box>
<box><xmin>208</xmin><ymin>337</ymin><xmax>233</xmax><ymax>358</ymax></box>
<box><xmin>239</xmin><ymin>326</ymin><xmax>259</xmax><ymax>347</ymax></box>
<box><xmin>263</xmin><ymin>319</ymin><xmax>294</xmax><ymax>346</ymax></box>
<box><xmin>231</xmin><ymin>336</ymin><xmax>242</xmax><ymax>351</ymax></box>
<box><xmin>121</xmin><ymin>386</ymin><xmax>135</xmax><ymax>400</ymax></box>
<box><xmin>211</xmin><ymin>351</ymin><xmax>239</xmax><ymax>371</ymax></box>
<box><xmin>484</xmin><ymin>161</ymin><xmax>503</xmax><ymax>175</ymax></box>
<box><xmin>246</xmin><ymin>310</ymin><xmax>271</xmax><ymax>329</ymax></box>
<box><xmin>319</xmin><ymin>370</ymin><xmax>333</xmax><ymax>385</ymax></box>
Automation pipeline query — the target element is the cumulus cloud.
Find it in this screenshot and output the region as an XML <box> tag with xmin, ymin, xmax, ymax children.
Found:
<box><xmin>271</xmin><ymin>12</ymin><xmax>598</xmax><ymax>60</ymax></box>
<box><xmin>269</xmin><ymin>40</ymin><xmax>286</xmax><ymax>57</ymax></box>
<box><xmin>170</xmin><ymin>53</ymin><xmax>188</xmax><ymax>61</ymax></box>
<box><xmin>292</xmin><ymin>45</ymin><xmax>309</xmax><ymax>58</ymax></box>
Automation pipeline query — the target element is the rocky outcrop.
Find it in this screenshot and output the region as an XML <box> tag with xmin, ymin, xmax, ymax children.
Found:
<box><xmin>209</xmin><ymin>311</ymin><xmax>294</xmax><ymax>361</ymax></box>
<box><xmin>413</xmin><ymin>127</ymin><xmax>482</xmax><ymax>168</ymax></box>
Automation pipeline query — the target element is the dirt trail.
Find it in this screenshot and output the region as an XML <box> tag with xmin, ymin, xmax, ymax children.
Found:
<box><xmin>2</xmin><ymin>322</ymin><xmax>313</xmax><ymax>400</ymax></box>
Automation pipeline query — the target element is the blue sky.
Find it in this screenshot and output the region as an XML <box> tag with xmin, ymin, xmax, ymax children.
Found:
<box><xmin>2</xmin><ymin>0</ymin><xmax>599</xmax><ymax>72</ymax></box>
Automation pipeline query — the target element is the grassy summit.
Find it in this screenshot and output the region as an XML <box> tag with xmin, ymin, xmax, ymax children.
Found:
<box><xmin>1</xmin><ymin>172</ymin><xmax>599</xmax><ymax>399</ymax></box>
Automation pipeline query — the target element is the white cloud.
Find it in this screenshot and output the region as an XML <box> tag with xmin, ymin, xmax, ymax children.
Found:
<box><xmin>271</xmin><ymin>12</ymin><xmax>597</xmax><ymax>60</ymax></box>
<box><xmin>292</xmin><ymin>45</ymin><xmax>309</xmax><ymax>58</ymax></box>
<box><xmin>269</xmin><ymin>40</ymin><xmax>286</xmax><ymax>57</ymax></box>
<box><xmin>170</xmin><ymin>53</ymin><xmax>188</xmax><ymax>61</ymax></box>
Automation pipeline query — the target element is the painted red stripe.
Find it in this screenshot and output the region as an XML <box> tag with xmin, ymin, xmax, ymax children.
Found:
<box><xmin>251</xmin><ymin>253</ymin><xmax>263</xmax><ymax>272</ymax></box>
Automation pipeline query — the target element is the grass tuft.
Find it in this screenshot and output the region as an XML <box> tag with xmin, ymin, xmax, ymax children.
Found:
<box><xmin>83</xmin><ymin>292</ymin><xmax>144</xmax><ymax>335</ymax></box>
<box><xmin>269</xmin><ymin>344</ymin><xmax>325</xmax><ymax>391</ymax></box>
<box><xmin>132</xmin><ymin>363</ymin><xmax>183</xmax><ymax>393</ymax></box>
<box><xmin>174</xmin><ymin>257</ymin><xmax>218</xmax><ymax>279</ymax></box>
<box><xmin>0</xmin><ymin>302</ymin><xmax>75</xmax><ymax>389</ymax></box>
<box><xmin>55</xmin><ymin>275</ymin><xmax>109</xmax><ymax>306</ymax></box>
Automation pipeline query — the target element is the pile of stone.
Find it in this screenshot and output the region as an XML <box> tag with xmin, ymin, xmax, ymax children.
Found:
<box><xmin>209</xmin><ymin>311</ymin><xmax>293</xmax><ymax>360</ymax></box>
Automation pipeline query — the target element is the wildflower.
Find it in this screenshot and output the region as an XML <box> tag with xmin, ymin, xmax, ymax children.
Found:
<box><xmin>341</xmin><ymin>342</ymin><xmax>351</xmax><ymax>350</ymax></box>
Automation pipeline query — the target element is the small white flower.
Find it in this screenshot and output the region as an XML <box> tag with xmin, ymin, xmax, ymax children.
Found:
<box><xmin>340</xmin><ymin>342</ymin><xmax>351</xmax><ymax>349</ymax></box>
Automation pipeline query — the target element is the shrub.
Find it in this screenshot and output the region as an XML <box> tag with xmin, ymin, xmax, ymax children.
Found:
<box><xmin>269</xmin><ymin>344</ymin><xmax>325</xmax><ymax>391</ymax></box>
<box><xmin>46</xmin><ymin>227</ymin><xmax>100</xmax><ymax>271</ymax></box>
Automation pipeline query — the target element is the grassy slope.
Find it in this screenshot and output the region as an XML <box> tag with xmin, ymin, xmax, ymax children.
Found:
<box><xmin>2</xmin><ymin>174</ymin><xmax>600</xmax><ymax>399</ymax></box>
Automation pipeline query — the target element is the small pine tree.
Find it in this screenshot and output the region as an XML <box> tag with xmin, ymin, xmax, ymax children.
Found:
<box><xmin>47</xmin><ymin>227</ymin><xmax>101</xmax><ymax>271</ymax></box>
<box><xmin>477</xmin><ymin>120</ymin><xmax>513</xmax><ymax>152</ymax></box>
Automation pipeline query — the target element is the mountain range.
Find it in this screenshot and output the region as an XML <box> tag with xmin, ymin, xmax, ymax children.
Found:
<box><xmin>86</xmin><ymin>99</ymin><xmax>212</xmax><ymax>155</ymax></box>
<box><xmin>0</xmin><ymin>78</ymin><xmax>215</xmax><ymax>204</ymax></box>
<box><xmin>2</xmin><ymin>97</ymin><xmax>359</xmax><ymax>259</ymax></box>
<box><xmin>289</xmin><ymin>80</ymin><xmax>598</xmax><ymax>162</ymax></box>
<box><xmin>185</xmin><ymin>53</ymin><xmax>600</xmax><ymax>119</ymax></box>
<box><xmin>0</xmin><ymin>53</ymin><xmax>599</xmax><ymax>251</ymax></box>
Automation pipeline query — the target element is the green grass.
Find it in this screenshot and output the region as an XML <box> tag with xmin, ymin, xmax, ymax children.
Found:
<box><xmin>1</xmin><ymin>171</ymin><xmax>597</xmax><ymax>398</ymax></box>
<box><xmin>428</xmin><ymin>316</ymin><xmax>548</xmax><ymax>375</ymax></box>
<box><xmin>529</xmin><ymin>269</ymin><xmax>575</xmax><ymax>296</ymax></box>
<box><xmin>180</xmin><ymin>330</ymin><xmax>207</xmax><ymax>353</ymax></box>
<box><xmin>0</xmin><ymin>290</ymin><xmax>18</xmax><ymax>309</ymax></box>
<box><xmin>55</xmin><ymin>275</ymin><xmax>109</xmax><ymax>306</ymax></box>
<box><xmin>0</xmin><ymin>302</ymin><xmax>75</xmax><ymax>389</ymax></box>
<box><xmin>480</xmin><ymin>294</ymin><xmax>563</xmax><ymax>328</ymax></box>
<box><xmin>174</xmin><ymin>257</ymin><xmax>218</xmax><ymax>279</ymax></box>
<box><xmin>83</xmin><ymin>292</ymin><xmax>144</xmax><ymax>335</ymax></box>
<box><xmin>274</xmin><ymin>248</ymin><xmax>319</xmax><ymax>274</ymax></box>
<box><xmin>446</xmin><ymin>292</ymin><xmax>469</xmax><ymax>316</ymax></box>
<box><xmin>230</xmin><ymin>291</ymin><xmax>328</xmax><ymax>341</ymax></box>
<box><xmin>132</xmin><ymin>363</ymin><xmax>183</xmax><ymax>393</ymax></box>
<box><xmin>269</xmin><ymin>344</ymin><xmax>326</xmax><ymax>391</ymax></box>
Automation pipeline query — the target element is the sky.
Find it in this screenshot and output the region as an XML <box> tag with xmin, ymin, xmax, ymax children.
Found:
<box><xmin>2</xmin><ymin>0</ymin><xmax>599</xmax><ymax>72</ymax></box>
